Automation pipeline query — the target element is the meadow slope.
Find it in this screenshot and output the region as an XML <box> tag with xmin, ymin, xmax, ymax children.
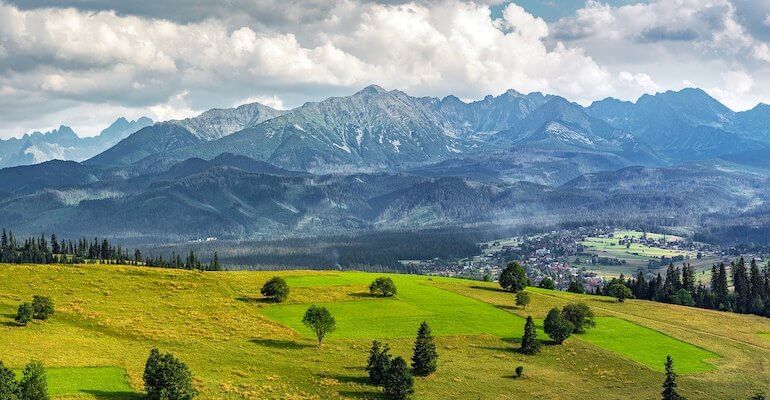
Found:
<box><xmin>1</xmin><ymin>264</ymin><xmax>769</xmax><ymax>399</ymax></box>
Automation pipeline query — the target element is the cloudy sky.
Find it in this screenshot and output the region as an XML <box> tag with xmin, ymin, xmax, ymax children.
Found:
<box><xmin>1</xmin><ymin>0</ymin><xmax>769</xmax><ymax>138</ymax></box>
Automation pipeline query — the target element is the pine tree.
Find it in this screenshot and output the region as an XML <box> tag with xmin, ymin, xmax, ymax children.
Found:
<box><xmin>733</xmin><ymin>258</ymin><xmax>750</xmax><ymax>313</ymax></box>
<box><xmin>681</xmin><ymin>263</ymin><xmax>695</xmax><ymax>293</ymax></box>
<box><xmin>366</xmin><ymin>340</ymin><xmax>392</xmax><ymax>386</ymax></box>
<box><xmin>411</xmin><ymin>321</ymin><xmax>438</xmax><ymax>376</ymax></box>
<box><xmin>0</xmin><ymin>361</ymin><xmax>18</xmax><ymax>400</ymax></box>
<box><xmin>19</xmin><ymin>361</ymin><xmax>48</xmax><ymax>400</ymax></box>
<box><xmin>383</xmin><ymin>357</ymin><xmax>414</xmax><ymax>400</ymax></box>
<box><xmin>661</xmin><ymin>356</ymin><xmax>685</xmax><ymax>400</ymax></box>
<box><xmin>519</xmin><ymin>316</ymin><xmax>540</xmax><ymax>355</ymax></box>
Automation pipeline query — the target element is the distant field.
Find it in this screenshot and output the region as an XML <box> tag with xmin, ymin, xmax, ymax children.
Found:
<box><xmin>1</xmin><ymin>264</ymin><xmax>769</xmax><ymax>399</ymax></box>
<box><xmin>578</xmin><ymin>230</ymin><xmax>720</xmax><ymax>278</ymax></box>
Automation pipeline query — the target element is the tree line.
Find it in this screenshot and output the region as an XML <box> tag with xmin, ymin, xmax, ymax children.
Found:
<box><xmin>0</xmin><ymin>229</ymin><xmax>221</xmax><ymax>271</ymax></box>
<box><xmin>591</xmin><ymin>258</ymin><xmax>770</xmax><ymax>318</ymax></box>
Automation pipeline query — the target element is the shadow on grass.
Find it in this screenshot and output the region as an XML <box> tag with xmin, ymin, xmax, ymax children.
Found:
<box><xmin>348</xmin><ymin>292</ymin><xmax>386</xmax><ymax>299</ymax></box>
<box><xmin>338</xmin><ymin>390</ymin><xmax>386</xmax><ymax>399</ymax></box>
<box><xmin>250</xmin><ymin>338</ymin><xmax>314</xmax><ymax>350</ymax></box>
<box><xmin>80</xmin><ymin>390</ymin><xmax>144</xmax><ymax>400</ymax></box>
<box><xmin>236</xmin><ymin>296</ymin><xmax>274</xmax><ymax>304</ymax></box>
<box><xmin>469</xmin><ymin>285</ymin><xmax>506</xmax><ymax>293</ymax></box>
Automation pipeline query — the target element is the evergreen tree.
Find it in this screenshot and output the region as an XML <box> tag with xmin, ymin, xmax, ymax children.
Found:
<box><xmin>383</xmin><ymin>357</ymin><xmax>413</xmax><ymax>400</ymax></box>
<box><xmin>713</xmin><ymin>263</ymin><xmax>729</xmax><ymax>310</ymax></box>
<box><xmin>18</xmin><ymin>361</ymin><xmax>48</xmax><ymax>400</ymax></box>
<box><xmin>633</xmin><ymin>270</ymin><xmax>647</xmax><ymax>299</ymax></box>
<box><xmin>209</xmin><ymin>252</ymin><xmax>220</xmax><ymax>271</ymax></box>
<box><xmin>366</xmin><ymin>340</ymin><xmax>392</xmax><ymax>386</ymax></box>
<box><xmin>0</xmin><ymin>361</ymin><xmax>18</xmax><ymax>400</ymax></box>
<box><xmin>748</xmin><ymin>259</ymin><xmax>765</xmax><ymax>315</ymax></box>
<box><xmin>733</xmin><ymin>258</ymin><xmax>750</xmax><ymax>313</ymax></box>
<box><xmin>519</xmin><ymin>316</ymin><xmax>540</xmax><ymax>355</ymax></box>
<box><xmin>661</xmin><ymin>356</ymin><xmax>685</xmax><ymax>400</ymax></box>
<box><xmin>681</xmin><ymin>263</ymin><xmax>695</xmax><ymax>293</ymax></box>
<box><xmin>411</xmin><ymin>321</ymin><xmax>438</xmax><ymax>376</ymax></box>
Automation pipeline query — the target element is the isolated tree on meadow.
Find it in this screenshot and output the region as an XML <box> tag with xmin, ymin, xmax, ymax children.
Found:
<box><xmin>383</xmin><ymin>357</ymin><xmax>414</xmax><ymax>400</ymax></box>
<box><xmin>15</xmin><ymin>303</ymin><xmax>33</xmax><ymax>326</ymax></box>
<box><xmin>515</xmin><ymin>291</ymin><xmax>531</xmax><ymax>310</ymax></box>
<box><xmin>543</xmin><ymin>308</ymin><xmax>573</xmax><ymax>344</ymax></box>
<box><xmin>366</xmin><ymin>340</ymin><xmax>392</xmax><ymax>386</ymax></box>
<box><xmin>302</xmin><ymin>305</ymin><xmax>336</xmax><ymax>346</ymax></box>
<box><xmin>411</xmin><ymin>321</ymin><xmax>438</xmax><ymax>376</ymax></box>
<box><xmin>538</xmin><ymin>277</ymin><xmax>555</xmax><ymax>290</ymax></box>
<box><xmin>499</xmin><ymin>262</ymin><xmax>527</xmax><ymax>292</ymax></box>
<box><xmin>514</xmin><ymin>366</ymin><xmax>524</xmax><ymax>379</ymax></box>
<box><xmin>519</xmin><ymin>316</ymin><xmax>540</xmax><ymax>355</ymax></box>
<box><xmin>561</xmin><ymin>303</ymin><xmax>595</xmax><ymax>334</ymax></box>
<box><xmin>608</xmin><ymin>283</ymin><xmax>632</xmax><ymax>303</ymax></box>
<box><xmin>261</xmin><ymin>277</ymin><xmax>290</xmax><ymax>303</ymax></box>
<box><xmin>0</xmin><ymin>361</ymin><xmax>19</xmax><ymax>400</ymax></box>
<box><xmin>31</xmin><ymin>296</ymin><xmax>54</xmax><ymax>320</ymax></box>
<box><xmin>370</xmin><ymin>277</ymin><xmax>398</xmax><ymax>297</ymax></box>
<box><xmin>18</xmin><ymin>361</ymin><xmax>47</xmax><ymax>400</ymax></box>
<box><xmin>143</xmin><ymin>348</ymin><xmax>197</xmax><ymax>400</ymax></box>
<box><xmin>661</xmin><ymin>355</ymin><xmax>685</xmax><ymax>400</ymax></box>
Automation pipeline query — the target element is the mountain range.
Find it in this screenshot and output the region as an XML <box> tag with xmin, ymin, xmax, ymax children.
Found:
<box><xmin>2</xmin><ymin>85</ymin><xmax>770</xmax><ymax>245</ymax></box>
<box><xmin>0</xmin><ymin>117</ymin><xmax>153</xmax><ymax>168</ymax></box>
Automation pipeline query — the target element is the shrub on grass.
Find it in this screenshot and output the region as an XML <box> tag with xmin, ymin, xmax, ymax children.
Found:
<box><xmin>514</xmin><ymin>366</ymin><xmax>524</xmax><ymax>379</ymax></box>
<box><xmin>15</xmin><ymin>303</ymin><xmax>33</xmax><ymax>326</ymax></box>
<box><xmin>144</xmin><ymin>348</ymin><xmax>197</xmax><ymax>400</ymax></box>
<box><xmin>383</xmin><ymin>357</ymin><xmax>413</xmax><ymax>400</ymax></box>
<box><xmin>608</xmin><ymin>284</ymin><xmax>632</xmax><ymax>303</ymax></box>
<box><xmin>411</xmin><ymin>321</ymin><xmax>438</xmax><ymax>376</ymax></box>
<box><xmin>369</xmin><ymin>277</ymin><xmax>397</xmax><ymax>297</ymax></box>
<box><xmin>32</xmin><ymin>296</ymin><xmax>54</xmax><ymax>320</ymax></box>
<box><xmin>543</xmin><ymin>308</ymin><xmax>573</xmax><ymax>344</ymax></box>
<box><xmin>302</xmin><ymin>305</ymin><xmax>336</xmax><ymax>346</ymax></box>
<box><xmin>261</xmin><ymin>277</ymin><xmax>289</xmax><ymax>303</ymax></box>
<box><xmin>19</xmin><ymin>361</ymin><xmax>47</xmax><ymax>400</ymax></box>
<box><xmin>561</xmin><ymin>303</ymin><xmax>595</xmax><ymax>334</ymax></box>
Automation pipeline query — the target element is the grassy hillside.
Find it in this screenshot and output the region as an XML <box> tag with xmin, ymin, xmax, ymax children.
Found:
<box><xmin>1</xmin><ymin>264</ymin><xmax>769</xmax><ymax>399</ymax></box>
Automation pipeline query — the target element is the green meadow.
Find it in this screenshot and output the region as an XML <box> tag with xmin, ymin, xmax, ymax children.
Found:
<box><xmin>1</xmin><ymin>264</ymin><xmax>769</xmax><ymax>399</ymax></box>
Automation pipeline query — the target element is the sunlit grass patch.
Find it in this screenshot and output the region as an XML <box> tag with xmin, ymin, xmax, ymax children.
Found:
<box><xmin>579</xmin><ymin>317</ymin><xmax>718</xmax><ymax>373</ymax></box>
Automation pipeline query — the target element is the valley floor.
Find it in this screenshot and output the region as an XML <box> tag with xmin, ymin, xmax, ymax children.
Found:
<box><xmin>1</xmin><ymin>264</ymin><xmax>769</xmax><ymax>399</ymax></box>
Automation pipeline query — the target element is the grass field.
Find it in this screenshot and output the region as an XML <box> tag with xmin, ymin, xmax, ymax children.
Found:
<box><xmin>1</xmin><ymin>264</ymin><xmax>769</xmax><ymax>399</ymax></box>
<box><xmin>26</xmin><ymin>367</ymin><xmax>136</xmax><ymax>398</ymax></box>
<box><xmin>579</xmin><ymin>317</ymin><xmax>717</xmax><ymax>373</ymax></box>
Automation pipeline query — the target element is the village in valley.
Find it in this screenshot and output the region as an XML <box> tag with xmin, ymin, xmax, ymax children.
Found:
<box><xmin>412</xmin><ymin>227</ymin><xmax>759</xmax><ymax>291</ymax></box>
